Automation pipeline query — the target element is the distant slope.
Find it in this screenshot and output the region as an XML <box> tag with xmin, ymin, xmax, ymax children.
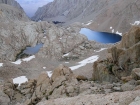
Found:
<box><xmin>32</xmin><ymin>0</ymin><xmax>140</xmax><ymax>34</ymax></box>
<box><xmin>0</xmin><ymin>0</ymin><xmax>24</xmax><ymax>11</ymax></box>
<box><xmin>0</xmin><ymin>0</ymin><xmax>29</xmax><ymax>21</ymax></box>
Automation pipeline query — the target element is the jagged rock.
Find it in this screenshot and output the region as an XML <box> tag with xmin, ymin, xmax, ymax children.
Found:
<box><xmin>76</xmin><ymin>75</ymin><xmax>88</xmax><ymax>81</ymax></box>
<box><xmin>37</xmin><ymin>90</ymin><xmax>140</xmax><ymax>105</ymax></box>
<box><xmin>93</xmin><ymin>26</ymin><xmax>140</xmax><ymax>82</ymax></box>
<box><xmin>121</xmin><ymin>83</ymin><xmax>135</xmax><ymax>91</ymax></box>
<box><xmin>121</xmin><ymin>76</ymin><xmax>133</xmax><ymax>82</ymax></box>
<box><xmin>30</xmin><ymin>72</ymin><xmax>51</xmax><ymax>104</ymax></box>
<box><xmin>131</xmin><ymin>68</ymin><xmax>140</xmax><ymax>80</ymax></box>
<box><xmin>52</xmin><ymin>76</ymin><xmax>66</xmax><ymax>90</ymax></box>
<box><xmin>129</xmin><ymin>96</ymin><xmax>140</xmax><ymax>105</ymax></box>
<box><xmin>51</xmin><ymin>64</ymin><xmax>74</xmax><ymax>82</ymax></box>
<box><xmin>93</xmin><ymin>61</ymin><xmax>118</xmax><ymax>82</ymax></box>
<box><xmin>0</xmin><ymin>89</ymin><xmax>10</xmax><ymax>105</ymax></box>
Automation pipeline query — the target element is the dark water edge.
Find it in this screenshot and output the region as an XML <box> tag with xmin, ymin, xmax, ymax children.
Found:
<box><xmin>80</xmin><ymin>28</ymin><xmax>122</xmax><ymax>43</ymax></box>
<box><xmin>16</xmin><ymin>43</ymin><xmax>43</xmax><ymax>60</ymax></box>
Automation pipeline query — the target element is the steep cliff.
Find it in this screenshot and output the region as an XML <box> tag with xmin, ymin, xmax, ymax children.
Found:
<box><xmin>32</xmin><ymin>0</ymin><xmax>140</xmax><ymax>34</ymax></box>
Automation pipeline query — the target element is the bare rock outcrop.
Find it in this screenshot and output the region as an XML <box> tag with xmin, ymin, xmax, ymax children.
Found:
<box><xmin>37</xmin><ymin>90</ymin><xmax>140</xmax><ymax>105</ymax></box>
<box><xmin>0</xmin><ymin>20</ymin><xmax>92</xmax><ymax>62</ymax></box>
<box><xmin>93</xmin><ymin>26</ymin><xmax>140</xmax><ymax>82</ymax></box>
<box><xmin>2</xmin><ymin>64</ymin><xmax>140</xmax><ymax>105</ymax></box>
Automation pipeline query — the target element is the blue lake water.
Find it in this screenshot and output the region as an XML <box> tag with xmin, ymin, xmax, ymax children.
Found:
<box><xmin>23</xmin><ymin>43</ymin><xmax>43</xmax><ymax>55</ymax></box>
<box><xmin>80</xmin><ymin>28</ymin><xmax>122</xmax><ymax>43</ymax></box>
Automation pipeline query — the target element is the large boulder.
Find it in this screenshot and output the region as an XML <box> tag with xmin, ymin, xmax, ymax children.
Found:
<box><xmin>131</xmin><ymin>68</ymin><xmax>140</xmax><ymax>80</ymax></box>
<box><xmin>51</xmin><ymin>64</ymin><xmax>74</xmax><ymax>82</ymax></box>
<box><xmin>93</xmin><ymin>26</ymin><xmax>140</xmax><ymax>82</ymax></box>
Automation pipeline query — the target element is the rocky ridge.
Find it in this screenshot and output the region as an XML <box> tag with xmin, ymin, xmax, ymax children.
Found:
<box><xmin>32</xmin><ymin>0</ymin><xmax>140</xmax><ymax>34</ymax></box>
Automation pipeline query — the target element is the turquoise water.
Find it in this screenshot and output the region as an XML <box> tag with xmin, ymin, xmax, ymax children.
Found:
<box><xmin>80</xmin><ymin>28</ymin><xmax>122</xmax><ymax>43</ymax></box>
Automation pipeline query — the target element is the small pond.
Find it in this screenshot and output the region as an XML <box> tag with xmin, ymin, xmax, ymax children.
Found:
<box><xmin>80</xmin><ymin>28</ymin><xmax>122</xmax><ymax>43</ymax></box>
<box><xmin>17</xmin><ymin>43</ymin><xmax>43</xmax><ymax>59</ymax></box>
<box><xmin>23</xmin><ymin>43</ymin><xmax>43</xmax><ymax>55</ymax></box>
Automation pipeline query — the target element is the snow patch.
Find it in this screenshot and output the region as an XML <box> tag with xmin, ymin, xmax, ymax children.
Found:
<box><xmin>65</xmin><ymin>62</ymin><xmax>69</xmax><ymax>63</ymax></box>
<box><xmin>22</xmin><ymin>55</ymin><xmax>35</xmax><ymax>62</ymax></box>
<box><xmin>46</xmin><ymin>71</ymin><xmax>52</xmax><ymax>77</ymax></box>
<box><xmin>131</xmin><ymin>21</ymin><xmax>140</xmax><ymax>25</ymax></box>
<box><xmin>112</xmin><ymin>29</ymin><xmax>114</xmax><ymax>33</ymax></box>
<box><xmin>85</xmin><ymin>20</ymin><xmax>93</xmax><ymax>25</ymax></box>
<box><xmin>70</xmin><ymin>55</ymin><xmax>99</xmax><ymax>70</ymax></box>
<box><xmin>96</xmin><ymin>48</ymin><xmax>107</xmax><ymax>52</ymax></box>
<box><xmin>43</xmin><ymin>67</ymin><xmax>46</xmax><ymax>69</ymax></box>
<box><xmin>116</xmin><ymin>31</ymin><xmax>122</xmax><ymax>36</ymax></box>
<box><xmin>11</xmin><ymin>59</ymin><xmax>22</xmax><ymax>65</ymax></box>
<box><xmin>13</xmin><ymin>76</ymin><xmax>28</xmax><ymax>86</ymax></box>
<box><xmin>11</xmin><ymin>55</ymin><xmax>35</xmax><ymax>65</ymax></box>
<box><xmin>62</xmin><ymin>53</ymin><xmax>69</xmax><ymax>57</ymax></box>
<box><xmin>110</xmin><ymin>27</ymin><xmax>112</xmax><ymax>29</ymax></box>
<box><xmin>0</xmin><ymin>63</ymin><xmax>3</xmax><ymax>67</ymax></box>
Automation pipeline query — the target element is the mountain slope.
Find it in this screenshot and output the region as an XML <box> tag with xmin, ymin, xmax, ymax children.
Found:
<box><xmin>0</xmin><ymin>0</ymin><xmax>29</xmax><ymax>22</ymax></box>
<box><xmin>32</xmin><ymin>0</ymin><xmax>140</xmax><ymax>34</ymax></box>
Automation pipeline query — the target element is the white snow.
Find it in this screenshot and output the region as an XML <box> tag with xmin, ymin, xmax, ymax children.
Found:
<box><xmin>43</xmin><ymin>67</ymin><xmax>46</xmax><ymax>69</ymax></box>
<box><xmin>43</xmin><ymin>36</ymin><xmax>47</xmax><ymax>38</ymax></box>
<box><xmin>95</xmin><ymin>48</ymin><xmax>107</xmax><ymax>52</ymax></box>
<box><xmin>70</xmin><ymin>55</ymin><xmax>99</xmax><ymax>70</ymax></box>
<box><xmin>62</xmin><ymin>53</ymin><xmax>69</xmax><ymax>57</ymax></box>
<box><xmin>110</xmin><ymin>27</ymin><xmax>112</xmax><ymax>29</ymax></box>
<box><xmin>131</xmin><ymin>21</ymin><xmax>140</xmax><ymax>25</ymax></box>
<box><xmin>112</xmin><ymin>29</ymin><xmax>114</xmax><ymax>33</ymax></box>
<box><xmin>0</xmin><ymin>63</ymin><xmax>3</xmax><ymax>67</ymax></box>
<box><xmin>85</xmin><ymin>20</ymin><xmax>93</xmax><ymax>25</ymax></box>
<box><xmin>22</xmin><ymin>55</ymin><xmax>35</xmax><ymax>62</ymax></box>
<box><xmin>13</xmin><ymin>76</ymin><xmax>28</xmax><ymax>86</ymax></box>
<box><xmin>116</xmin><ymin>31</ymin><xmax>122</xmax><ymax>36</ymax></box>
<box><xmin>11</xmin><ymin>59</ymin><xmax>22</xmax><ymax>65</ymax></box>
<box><xmin>65</xmin><ymin>62</ymin><xmax>69</xmax><ymax>63</ymax></box>
<box><xmin>11</xmin><ymin>55</ymin><xmax>35</xmax><ymax>65</ymax></box>
<box><xmin>46</xmin><ymin>71</ymin><xmax>52</xmax><ymax>77</ymax></box>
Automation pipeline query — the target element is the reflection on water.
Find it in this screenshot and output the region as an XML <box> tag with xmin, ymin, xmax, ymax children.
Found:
<box><xmin>80</xmin><ymin>28</ymin><xmax>122</xmax><ymax>43</ymax></box>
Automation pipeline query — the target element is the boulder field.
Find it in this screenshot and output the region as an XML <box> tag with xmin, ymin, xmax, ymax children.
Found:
<box><xmin>1</xmin><ymin>26</ymin><xmax>140</xmax><ymax>104</ymax></box>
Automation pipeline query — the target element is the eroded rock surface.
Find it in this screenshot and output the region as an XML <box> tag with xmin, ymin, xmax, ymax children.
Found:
<box><xmin>2</xmin><ymin>64</ymin><xmax>140</xmax><ymax>105</ymax></box>
<box><xmin>93</xmin><ymin>26</ymin><xmax>140</xmax><ymax>82</ymax></box>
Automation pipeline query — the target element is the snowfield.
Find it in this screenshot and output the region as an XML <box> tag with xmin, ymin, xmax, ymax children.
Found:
<box><xmin>70</xmin><ymin>55</ymin><xmax>99</xmax><ymax>70</ymax></box>
<box><xmin>11</xmin><ymin>55</ymin><xmax>35</xmax><ymax>65</ymax></box>
<box><xmin>0</xmin><ymin>63</ymin><xmax>3</xmax><ymax>67</ymax></box>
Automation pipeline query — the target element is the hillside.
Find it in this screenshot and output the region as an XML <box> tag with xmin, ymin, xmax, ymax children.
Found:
<box><xmin>32</xmin><ymin>0</ymin><xmax>140</xmax><ymax>34</ymax></box>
